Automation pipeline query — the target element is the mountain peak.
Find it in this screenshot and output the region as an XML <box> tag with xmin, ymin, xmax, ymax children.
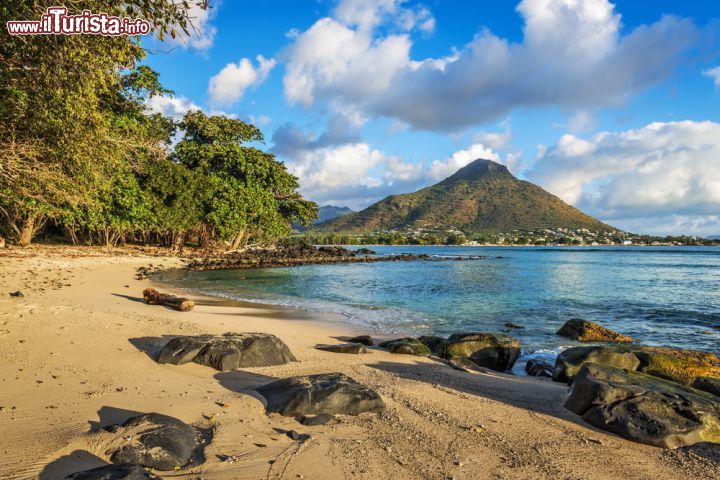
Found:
<box><xmin>318</xmin><ymin>156</ymin><xmax>614</xmax><ymax>234</ymax></box>
<box><xmin>440</xmin><ymin>158</ymin><xmax>511</xmax><ymax>185</ymax></box>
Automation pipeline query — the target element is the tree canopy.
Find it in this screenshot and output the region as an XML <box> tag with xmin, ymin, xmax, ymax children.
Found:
<box><xmin>0</xmin><ymin>1</ymin><xmax>317</xmax><ymax>249</ymax></box>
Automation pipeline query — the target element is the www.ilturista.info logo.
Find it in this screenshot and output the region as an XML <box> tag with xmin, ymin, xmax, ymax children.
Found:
<box><xmin>6</xmin><ymin>6</ymin><xmax>151</xmax><ymax>36</ymax></box>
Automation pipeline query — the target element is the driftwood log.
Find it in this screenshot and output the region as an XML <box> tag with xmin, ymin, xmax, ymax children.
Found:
<box><xmin>142</xmin><ymin>288</ymin><xmax>195</xmax><ymax>312</ymax></box>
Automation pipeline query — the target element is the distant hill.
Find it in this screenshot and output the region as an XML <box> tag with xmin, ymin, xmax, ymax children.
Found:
<box><xmin>317</xmin><ymin>159</ymin><xmax>614</xmax><ymax>233</ymax></box>
<box><xmin>317</xmin><ymin>205</ymin><xmax>354</xmax><ymax>224</ymax></box>
<box><xmin>294</xmin><ymin>205</ymin><xmax>354</xmax><ymax>231</ymax></box>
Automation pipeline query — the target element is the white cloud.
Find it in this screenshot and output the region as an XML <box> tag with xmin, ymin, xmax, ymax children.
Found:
<box><xmin>428</xmin><ymin>144</ymin><xmax>501</xmax><ymax>181</ymax></box>
<box><xmin>282</xmin><ymin>0</ymin><xmax>697</xmax><ymax>131</ymax></box>
<box><xmin>333</xmin><ymin>0</ymin><xmax>435</xmax><ymax>32</ymax></box>
<box><xmin>165</xmin><ymin>2</ymin><xmax>218</xmax><ymax>50</ymax></box>
<box><xmin>473</xmin><ymin>129</ymin><xmax>512</xmax><ymax>150</ymax></box>
<box><xmin>272</xmin><ymin>119</ymin><xmax>518</xmax><ymax>208</ymax></box>
<box><xmin>208</xmin><ymin>55</ymin><xmax>276</xmax><ymax>106</ymax></box>
<box><xmin>145</xmin><ymin>94</ymin><xmax>200</xmax><ymax>120</ymax></box>
<box><xmin>527</xmin><ymin>120</ymin><xmax>720</xmax><ymax>235</ymax></box>
<box><xmin>250</xmin><ymin>114</ymin><xmax>272</xmax><ymax>126</ymax></box>
<box><xmin>702</xmin><ymin>66</ymin><xmax>720</xmax><ymax>87</ymax></box>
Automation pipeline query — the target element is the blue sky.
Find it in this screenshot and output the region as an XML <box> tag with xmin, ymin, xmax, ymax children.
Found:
<box><xmin>143</xmin><ymin>0</ymin><xmax>720</xmax><ymax>236</ymax></box>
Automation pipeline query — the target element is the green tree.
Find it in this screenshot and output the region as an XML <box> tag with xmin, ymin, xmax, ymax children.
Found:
<box><xmin>0</xmin><ymin>1</ymin><xmax>204</xmax><ymax>245</ymax></box>
<box><xmin>173</xmin><ymin>111</ymin><xmax>318</xmax><ymax>250</ymax></box>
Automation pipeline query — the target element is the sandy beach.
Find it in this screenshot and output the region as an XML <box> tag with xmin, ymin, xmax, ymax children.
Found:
<box><xmin>0</xmin><ymin>251</ymin><xmax>718</xmax><ymax>480</ymax></box>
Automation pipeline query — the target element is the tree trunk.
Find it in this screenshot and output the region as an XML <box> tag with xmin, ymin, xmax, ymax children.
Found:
<box><xmin>170</xmin><ymin>231</ymin><xmax>186</xmax><ymax>254</ymax></box>
<box><xmin>18</xmin><ymin>215</ymin><xmax>36</xmax><ymax>246</ymax></box>
<box><xmin>230</xmin><ymin>229</ymin><xmax>246</xmax><ymax>251</ymax></box>
<box><xmin>200</xmin><ymin>225</ymin><xmax>212</xmax><ymax>249</ymax></box>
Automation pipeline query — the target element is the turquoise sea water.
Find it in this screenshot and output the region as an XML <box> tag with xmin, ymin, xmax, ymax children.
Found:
<box><xmin>158</xmin><ymin>246</ymin><xmax>720</xmax><ymax>370</ymax></box>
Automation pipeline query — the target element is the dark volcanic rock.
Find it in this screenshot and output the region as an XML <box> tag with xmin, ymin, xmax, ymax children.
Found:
<box><xmin>553</xmin><ymin>345</ymin><xmax>720</xmax><ymax>385</ymax></box>
<box><xmin>299</xmin><ymin>414</ymin><xmax>336</xmax><ymax>426</ymax></box>
<box><xmin>315</xmin><ymin>343</ymin><xmax>367</xmax><ymax>354</ymax></box>
<box><xmin>158</xmin><ymin>333</ymin><xmax>297</xmax><ymax>371</ymax></box>
<box><xmin>348</xmin><ymin>335</ymin><xmax>373</xmax><ymax>346</ymax></box>
<box><xmin>108</xmin><ymin>413</ymin><xmax>196</xmax><ymax>470</ymax></box>
<box><xmin>66</xmin><ymin>463</ymin><xmax>160</xmax><ymax>479</ymax></box>
<box><xmin>448</xmin><ymin>356</ymin><xmax>487</xmax><ymax>373</ymax></box>
<box><xmin>378</xmin><ymin>338</ymin><xmax>431</xmax><ymax>356</ymax></box>
<box><xmin>418</xmin><ymin>335</ymin><xmax>447</xmax><ymax>355</ymax></box>
<box><xmin>557</xmin><ymin>319</ymin><xmax>632</xmax><ymax>342</ymax></box>
<box><xmin>693</xmin><ymin>377</ymin><xmax>720</xmax><ymax>398</ymax></box>
<box><xmin>525</xmin><ymin>359</ymin><xmax>554</xmax><ymax>378</ymax></box>
<box><xmin>440</xmin><ymin>333</ymin><xmax>520</xmax><ymax>372</ymax></box>
<box><xmin>565</xmin><ymin>363</ymin><xmax>720</xmax><ymax>448</ymax></box>
<box><xmin>553</xmin><ymin>346</ymin><xmax>641</xmax><ymax>383</ymax></box>
<box><xmin>256</xmin><ymin>373</ymin><xmax>385</xmax><ymax>417</ymax></box>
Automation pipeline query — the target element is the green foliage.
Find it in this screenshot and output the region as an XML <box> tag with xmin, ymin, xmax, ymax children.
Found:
<box><xmin>0</xmin><ymin>1</ymin><xmax>317</xmax><ymax>248</ymax></box>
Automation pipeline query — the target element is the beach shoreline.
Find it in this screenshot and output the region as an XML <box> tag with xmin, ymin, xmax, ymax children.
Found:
<box><xmin>0</xmin><ymin>250</ymin><xmax>717</xmax><ymax>479</ymax></box>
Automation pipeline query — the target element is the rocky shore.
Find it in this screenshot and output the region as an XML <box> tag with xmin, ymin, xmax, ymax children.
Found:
<box><xmin>186</xmin><ymin>243</ymin><xmax>487</xmax><ymax>270</ymax></box>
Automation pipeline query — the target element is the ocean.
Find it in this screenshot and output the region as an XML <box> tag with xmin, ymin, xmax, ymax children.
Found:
<box><xmin>157</xmin><ymin>246</ymin><xmax>720</xmax><ymax>372</ymax></box>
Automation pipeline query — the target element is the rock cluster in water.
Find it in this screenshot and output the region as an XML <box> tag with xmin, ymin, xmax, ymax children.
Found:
<box><xmin>158</xmin><ymin>332</ymin><xmax>297</xmax><ymax>371</ymax></box>
<box><xmin>185</xmin><ymin>243</ymin><xmax>484</xmax><ymax>271</ymax></box>
<box><xmin>565</xmin><ymin>363</ymin><xmax>720</xmax><ymax>448</ymax></box>
<box><xmin>557</xmin><ymin>318</ymin><xmax>633</xmax><ymax>342</ymax></box>
<box><xmin>554</xmin><ymin>339</ymin><xmax>720</xmax><ymax>448</ymax></box>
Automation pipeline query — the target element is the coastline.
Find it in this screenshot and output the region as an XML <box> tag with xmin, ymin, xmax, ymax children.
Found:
<box><xmin>0</xmin><ymin>251</ymin><xmax>717</xmax><ymax>479</ymax></box>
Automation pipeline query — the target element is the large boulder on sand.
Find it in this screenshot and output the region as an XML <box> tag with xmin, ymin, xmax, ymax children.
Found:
<box><xmin>693</xmin><ymin>377</ymin><xmax>720</xmax><ymax>398</ymax></box>
<box><xmin>378</xmin><ymin>337</ymin><xmax>431</xmax><ymax>356</ymax></box>
<box><xmin>66</xmin><ymin>463</ymin><xmax>161</xmax><ymax>479</ymax></box>
<box><xmin>315</xmin><ymin>343</ymin><xmax>367</xmax><ymax>354</ymax></box>
<box><xmin>256</xmin><ymin>373</ymin><xmax>385</xmax><ymax>417</ymax></box>
<box><xmin>632</xmin><ymin>346</ymin><xmax>720</xmax><ymax>387</ymax></box>
<box><xmin>564</xmin><ymin>363</ymin><xmax>720</xmax><ymax>448</ymax></box>
<box><xmin>107</xmin><ymin>413</ymin><xmax>196</xmax><ymax>470</ymax></box>
<box><xmin>348</xmin><ymin>335</ymin><xmax>374</xmax><ymax>346</ymax></box>
<box><xmin>553</xmin><ymin>345</ymin><xmax>720</xmax><ymax>386</ymax></box>
<box><xmin>553</xmin><ymin>346</ymin><xmax>641</xmax><ymax>383</ymax></box>
<box><xmin>440</xmin><ymin>333</ymin><xmax>520</xmax><ymax>372</ymax></box>
<box><xmin>557</xmin><ymin>319</ymin><xmax>632</xmax><ymax>342</ymax></box>
<box><xmin>418</xmin><ymin>335</ymin><xmax>447</xmax><ymax>355</ymax></box>
<box><xmin>158</xmin><ymin>333</ymin><xmax>297</xmax><ymax>371</ymax></box>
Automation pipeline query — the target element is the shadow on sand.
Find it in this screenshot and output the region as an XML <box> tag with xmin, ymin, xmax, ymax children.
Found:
<box><xmin>368</xmin><ymin>359</ymin><xmax>578</xmax><ymax>421</ymax></box>
<box><xmin>88</xmin><ymin>405</ymin><xmax>146</xmax><ymax>431</ymax></box>
<box><xmin>39</xmin><ymin>450</ymin><xmax>109</xmax><ymax>480</ymax></box>
<box><xmin>213</xmin><ymin>370</ymin><xmax>277</xmax><ymax>405</ymax></box>
<box><xmin>127</xmin><ymin>335</ymin><xmax>179</xmax><ymax>361</ymax></box>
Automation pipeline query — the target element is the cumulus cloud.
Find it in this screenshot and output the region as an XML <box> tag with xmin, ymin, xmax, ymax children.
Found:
<box><xmin>527</xmin><ymin>120</ymin><xmax>720</xmax><ymax>234</ymax></box>
<box><xmin>272</xmin><ymin>119</ymin><xmax>517</xmax><ymax>208</ymax></box>
<box><xmin>703</xmin><ymin>66</ymin><xmax>720</xmax><ymax>86</ymax></box>
<box><xmin>473</xmin><ymin>128</ymin><xmax>512</xmax><ymax>150</ymax></box>
<box><xmin>208</xmin><ymin>55</ymin><xmax>276</xmax><ymax>106</ymax></box>
<box><xmin>333</xmin><ymin>0</ymin><xmax>435</xmax><ymax>33</ymax></box>
<box><xmin>283</xmin><ymin>0</ymin><xmax>697</xmax><ymax>131</ymax></box>
<box><xmin>428</xmin><ymin>144</ymin><xmax>501</xmax><ymax>180</ymax></box>
<box><xmin>145</xmin><ymin>94</ymin><xmax>200</xmax><ymax>120</ymax></box>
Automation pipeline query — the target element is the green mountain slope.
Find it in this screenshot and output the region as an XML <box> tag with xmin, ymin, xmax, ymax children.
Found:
<box><xmin>317</xmin><ymin>159</ymin><xmax>614</xmax><ymax>233</ymax></box>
